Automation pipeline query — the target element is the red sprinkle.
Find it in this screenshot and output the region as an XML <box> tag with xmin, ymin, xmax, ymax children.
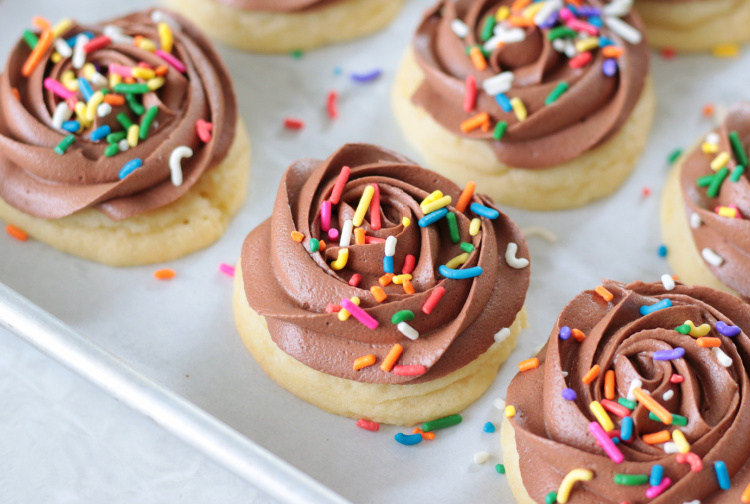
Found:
<box><xmin>463</xmin><ymin>74</ymin><xmax>477</xmax><ymax>112</ymax></box>
<box><xmin>137</xmin><ymin>62</ymin><xmax>154</xmax><ymax>69</ymax></box>
<box><xmin>356</xmin><ymin>419</ymin><xmax>380</xmax><ymax>432</ymax></box>
<box><xmin>641</xmin><ymin>186</ymin><xmax>651</xmax><ymax>197</ymax></box>
<box><xmin>325</xmin><ymin>304</ymin><xmax>342</xmax><ymax>313</ymax></box>
<box><xmin>329</xmin><ymin>165</ymin><xmax>351</xmax><ymax>204</ymax></box>
<box><xmin>284</xmin><ymin>118</ymin><xmax>305</xmax><ymax>130</ymax></box>
<box><xmin>670</xmin><ymin>374</ymin><xmax>684</xmax><ymax>384</ymax></box>
<box><xmin>83</xmin><ymin>35</ymin><xmax>111</xmax><ymax>53</ymax></box>
<box><xmin>196</xmin><ymin>119</ymin><xmax>213</xmax><ymax>143</ymax></box>
<box><xmin>600</xmin><ymin>399</ymin><xmax>631</xmax><ymax>418</ymax></box>
<box><xmin>402</xmin><ymin>254</ymin><xmax>416</xmax><ymax>275</ymax></box>
<box><xmin>349</xmin><ymin>274</ymin><xmax>362</xmax><ymax>287</ymax></box>
<box><xmin>422</xmin><ymin>286</ymin><xmax>446</xmax><ymax>314</ymax></box>
<box><xmin>364</xmin><ymin>236</ymin><xmax>385</xmax><ymax>244</ymax></box>
<box><xmin>660</xmin><ymin>47</ymin><xmax>677</xmax><ymax>60</ymax></box>
<box><xmin>327</xmin><ymin>90</ymin><xmax>339</xmax><ymax>119</ymax></box>
<box><xmin>569</xmin><ymin>52</ymin><xmax>592</xmax><ymax>69</ymax></box>
<box><xmin>66</xmin><ymin>96</ymin><xmax>78</xmax><ymax>110</ymax></box>
<box><xmin>393</xmin><ymin>365</ymin><xmax>427</xmax><ymax>376</ymax></box>
<box><xmin>369</xmin><ymin>183</ymin><xmax>381</xmax><ymax>231</ymax></box>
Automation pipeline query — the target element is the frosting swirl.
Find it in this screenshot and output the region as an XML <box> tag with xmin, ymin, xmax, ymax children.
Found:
<box><xmin>506</xmin><ymin>280</ymin><xmax>750</xmax><ymax>503</ymax></box>
<box><xmin>680</xmin><ymin>103</ymin><xmax>750</xmax><ymax>301</ymax></box>
<box><xmin>0</xmin><ymin>9</ymin><xmax>237</xmax><ymax>221</ymax></box>
<box><xmin>411</xmin><ymin>0</ymin><xmax>649</xmax><ymax>168</ymax></box>
<box><xmin>241</xmin><ymin>143</ymin><xmax>529</xmax><ymax>385</ymax></box>
<box><xmin>210</xmin><ymin>0</ymin><xmax>342</xmax><ymax>12</ymax></box>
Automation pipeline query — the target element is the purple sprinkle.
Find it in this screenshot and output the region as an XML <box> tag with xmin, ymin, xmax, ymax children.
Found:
<box><xmin>537</xmin><ymin>11</ymin><xmax>559</xmax><ymax>29</ymax></box>
<box><xmin>603</xmin><ymin>58</ymin><xmax>618</xmax><ymax>77</ymax></box>
<box><xmin>716</xmin><ymin>321</ymin><xmax>741</xmax><ymax>337</ymax></box>
<box><xmin>562</xmin><ymin>388</ymin><xmax>577</xmax><ymax>401</ymax></box>
<box><xmin>559</xmin><ymin>326</ymin><xmax>572</xmax><ymax>340</ymax></box>
<box><xmin>576</xmin><ymin>6</ymin><xmax>601</xmax><ymax>16</ymax></box>
<box><xmin>653</xmin><ymin>347</ymin><xmax>685</xmax><ymax>361</ymax></box>
<box><xmin>350</xmin><ymin>69</ymin><xmax>382</xmax><ymax>83</ymax></box>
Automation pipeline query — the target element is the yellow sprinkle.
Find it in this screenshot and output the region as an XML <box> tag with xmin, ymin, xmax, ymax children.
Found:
<box><xmin>109</xmin><ymin>73</ymin><xmax>122</xmax><ymax>88</ymax></box>
<box><xmin>717</xmin><ymin>206</ymin><xmax>738</xmax><ymax>218</ymax></box>
<box><xmin>557</xmin><ymin>469</ymin><xmax>594</xmax><ymax>503</ymax></box>
<box><xmin>495</xmin><ymin>5</ymin><xmax>510</xmax><ymax>21</ymax></box>
<box><xmin>421</xmin><ymin>195</ymin><xmax>452</xmax><ymax>215</ymax></box>
<box><xmin>132</xmin><ymin>67</ymin><xmax>156</xmax><ymax>80</ymax></box>
<box><xmin>147</xmin><ymin>77</ymin><xmax>165</xmax><ymax>91</ymax></box>
<box><xmin>86</xmin><ymin>91</ymin><xmax>103</xmax><ymax>122</ymax></box>
<box><xmin>74</xmin><ymin>101</ymin><xmax>89</xmax><ymax>128</ymax></box>
<box><xmin>702</xmin><ymin>142</ymin><xmax>719</xmax><ymax>154</ymax></box>
<box><xmin>337</xmin><ymin>296</ymin><xmax>360</xmax><ymax>321</ymax></box>
<box><xmin>685</xmin><ymin>320</ymin><xmax>711</xmax><ymax>338</ymax></box>
<box><xmin>420</xmin><ymin>190</ymin><xmax>443</xmax><ymax>207</ymax></box>
<box><xmin>712</xmin><ymin>44</ymin><xmax>740</xmax><ymax>58</ymax></box>
<box><xmin>469</xmin><ymin>218</ymin><xmax>482</xmax><ymax>236</ymax></box>
<box><xmin>510</xmin><ymin>97</ymin><xmax>527</xmax><ymax>122</ymax></box>
<box><xmin>522</xmin><ymin>2</ymin><xmax>545</xmax><ymax>19</ymax></box>
<box><xmin>127</xmin><ymin>125</ymin><xmax>140</xmax><ymax>148</ymax></box>
<box><xmin>392</xmin><ymin>274</ymin><xmax>413</xmax><ymax>285</ymax></box>
<box><xmin>51</xmin><ymin>52</ymin><xmax>62</xmax><ymax>64</ymax></box>
<box><xmin>505</xmin><ymin>405</ymin><xmax>516</xmax><ymax>418</ymax></box>
<box><xmin>158</xmin><ymin>22</ymin><xmax>173</xmax><ymax>53</ymax></box>
<box><xmin>589</xmin><ymin>400</ymin><xmax>614</xmax><ymax>432</ymax></box>
<box><xmin>575</xmin><ymin>37</ymin><xmax>599</xmax><ymax>53</ymax></box>
<box><xmin>82</xmin><ymin>63</ymin><xmax>96</xmax><ymax>80</ymax></box>
<box><xmin>52</xmin><ymin>18</ymin><xmax>72</xmax><ymax>38</ymax></box>
<box><xmin>353</xmin><ymin>185</ymin><xmax>375</xmax><ymax>227</ymax></box>
<box><xmin>710</xmin><ymin>152</ymin><xmax>730</xmax><ymax>171</ymax></box>
<box><xmin>445</xmin><ymin>253</ymin><xmax>470</xmax><ymax>269</ymax></box>
<box><xmin>61</xmin><ymin>70</ymin><xmax>78</xmax><ymax>91</ymax></box>
<box><xmin>137</xmin><ymin>38</ymin><xmax>157</xmax><ymax>52</ymax></box>
<box><xmin>330</xmin><ymin>248</ymin><xmax>349</xmax><ymax>271</ymax></box>
<box><xmin>672</xmin><ymin>429</ymin><xmax>690</xmax><ymax>454</ymax></box>
<box><xmin>402</xmin><ymin>217</ymin><xmax>411</xmax><ymax>227</ymax></box>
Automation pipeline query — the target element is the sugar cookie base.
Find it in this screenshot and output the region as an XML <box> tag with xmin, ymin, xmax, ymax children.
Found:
<box><xmin>635</xmin><ymin>0</ymin><xmax>750</xmax><ymax>51</ymax></box>
<box><xmin>501</xmin><ymin>419</ymin><xmax>537</xmax><ymax>504</ymax></box>
<box><xmin>391</xmin><ymin>50</ymin><xmax>656</xmax><ymax>211</ymax></box>
<box><xmin>233</xmin><ymin>265</ymin><xmax>528</xmax><ymax>426</ymax></box>
<box><xmin>660</xmin><ymin>156</ymin><xmax>739</xmax><ymax>296</ymax></box>
<box><xmin>0</xmin><ymin>119</ymin><xmax>251</xmax><ymax>267</ymax></box>
<box><xmin>161</xmin><ymin>0</ymin><xmax>404</xmax><ymax>53</ymax></box>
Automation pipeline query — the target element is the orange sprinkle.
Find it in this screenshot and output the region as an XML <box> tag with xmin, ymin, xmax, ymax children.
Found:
<box><xmin>103</xmin><ymin>94</ymin><xmax>126</xmax><ymax>106</ymax></box>
<box><xmin>353</xmin><ymin>354</ymin><xmax>376</xmax><ymax>371</ymax></box>
<box><xmin>460</xmin><ymin>113</ymin><xmax>490</xmax><ymax>133</ymax></box>
<box><xmin>290</xmin><ymin>230</ymin><xmax>304</xmax><ymax>243</ymax></box>
<box><xmin>571</xmin><ymin>328</ymin><xmax>586</xmax><ymax>342</ymax></box>
<box><xmin>634</xmin><ymin>387</ymin><xmax>672</xmax><ymax>425</ymax></box>
<box><xmin>370</xmin><ymin>286</ymin><xmax>387</xmax><ymax>303</ymax></box>
<box><xmin>354</xmin><ymin>227</ymin><xmax>366</xmax><ymax>245</ymax></box>
<box><xmin>508</xmin><ymin>15</ymin><xmax>533</xmax><ymax>27</ymax></box>
<box><xmin>455</xmin><ymin>181</ymin><xmax>476</xmax><ymax>213</ymax></box>
<box><xmin>379</xmin><ymin>273</ymin><xmax>394</xmax><ymax>286</ymax></box>
<box><xmin>582</xmin><ymin>364</ymin><xmax>600</xmax><ymax>385</ymax></box>
<box><xmin>511</xmin><ymin>0</ymin><xmax>531</xmax><ymax>11</ymax></box>
<box><xmin>381</xmin><ymin>344</ymin><xmax>403</xmax><ymax>372</ymax></box>
<box><xmin>602</xmin><ymin>46</ymin><xmax>624</xmax><ymax>58</ymax></box>
<box><xmin>595</xmin><ymin>285</ymin><xmax>614</xmax><ymax>302</ymax></box>
<box><xmin>11</xmin><ymin>88</ymin><xmax>20</xmax><ymax>101</ymax></box>
<box><xmin>318</xmin><ymin>240</ymin><xmax>327</xmax><ymax>251</ymax></box>
<box><xmin>22</xmin><ymin>30</ymin><xmax>54</xmax><ymax>78</ymax></box>
<box><xmin>703</xmin><ymin>103</ymin><xmax>715</xmax><ymax>117</ymax></box>
<box><xmin>32</xmin><ymin>16</ymin><xmax>51</xmax><ymax>30</ymax></box>
<box><xmin>604</xmin><ymin>370</ymin><xmax>616</xmax><ymax>400</ymax></box>
<box><xmin>481</xmin><ymin>120</ymin><xmax>491</xmax><ymax>132</ymax></box>
<box><xmin>696</xmin><ymin>337</ymin><xmax>721</xmax><ymax>348</ymax></box>
<box><xmin>413</xmin><ymin>428</ymin><xmax>435</xmax><ymax>440</ymax></box>
<box><xmin>6</xmin><ymin>224</ymin><xmax>28</xmax><ymax>241</ymax></box>
<box><xmin>469</xmin><ymin>46</ymin><xmax>487</xmax><ymax>71</ymax></box>
<box><xmin>642</xmin><ymin>430</ymin><xmax>671</xmax><ymax>445</ymax></box>
<box><xmin>154</xmin><ymin>268</ymin><xmax>176</xmax><ymax>280</ymax></box>
<box><xmin>741</xmin><ymin>481</ymin><xmax>750</xmax><ymax>503</ymax></box>
<box><xmin>403</xmin><ymin>278</ymin><xmax>415</xmax><ymax>295</ymax></box>
<box><xmin>566</xmin><ymin>0</ymin><xmax>582</xmax><ymax>6</ymax></box>
<box><xmin>154</xmin><ymin>65</ymin><xmax>169</xmax><ymax>77</ymax></box>
<box><xmin>518</xmin><ymin>357</ymin><xmax>539</xmax><ymax>372</ymax></box>
<box><xmin>123</xmin><ymin>77</ymin><xmax>136</xmax><ymax>84</ymax></box>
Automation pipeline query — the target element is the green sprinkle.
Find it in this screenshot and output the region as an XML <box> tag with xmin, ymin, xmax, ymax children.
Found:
<box><xmin>446</xmin><ymin>212</ymin><xmax>460</xmax><ymax>244</ymax></box>
<box><xmin>668</xmin><ymin>148</ymin><xmax>683</xmax><ymax>165</ymax></box>
<box><xmin>139</xmin><ymin>105</ymin><xmax>159</xmax><ymax>140</ymax></box>
<box><xmin>618</xmin><ymin>397</ymin><xmax>636</xmax><ymax>410</ymax></box>
<box><xmin>125</xmin><ymin>93</ymin><xmax>145</xmax><ymax>115</ymax></box>
<box><xmin>545</xmin><ymin>492</ymin><xmax>557</xmax><ymax>504</ymax></box>
<box><xmin>422</xmin><ymin>414</ymin><xmax>462</xmax><ymax>432</ymax></box>
<box><xmin>100</xmin><ymin>88</ymin><xmax>110</xmax><ymax>95</ymax></box>
<box><xmin>290</xmin><ymin>49</ymin><xmax>304</xmax><ymax>59</ymax></box>
<box><xmin>480</xmin><ymin>14</ymin><xmax>496</xmax><ymax>42</ymax></box>
<box><xmin>309</xmin><ymin>238</ymin><xmax>320</xmax><ymax>253</ymax></box>
<box><xmin>707</xmin><ymin>167</ymin><xmax>729</xmax><ymax>198</ymax></box>
<box><xmin>729</xmin><ymin>131</ymin><xmax>749</xmax><ymax>167</ymax></box>
<box><xmin>495</xmin><ymin>464</ymin><xmax>506</xmax><ymax>474</ymax></box>
<box><xmin>674</xmin><ymin>324</ymin><xmax>691</xmax><ymax>335</ymax></box>
<box><xmin>544</xmin><ymin>82</ymin><xmax>569</xmax><ymax>106</ymax></box>
<box><xmin>104</xmin><ymin>143</ymin><xmax>120</xmax><ymax>157</ymax></box>
<box><xmin>116</xmin><ymin>112</ymin><xmax>134</xmax><ymax>130</ymax></box>
<box><xmin>391</xmin><ymin>310</ymin><xmax>416</xmax><ymax>325</ymax></box>
<box><xmin>460</xmin><ymin>242</ymin><xmax>475</xmax><ymax>253</ymax></box>
<box><xmin>731</xmin><ymin>165</ymin><xmax>745</xmax><ymax>182</ymax></box>
<box><xmin>696</xmin><ymin>173</ymin><xmax>715</xmax><ymax>187</ymax></box>
<box><xmin>54</xmin><ymin>134</ymin><xmax>75</xmax><ymax>155</ymax></box>
<box><xmin>106</xmin><ymin>132</ymin><xmax>127</xmax><ymax>144</ymax></box>
<box><xmin>23</xmin><ymin>30</ymin><xmax>39</xmax><ymax>49</ymax></box>
<box><xmin>613</xmin><ymin>474</ymin><xmax>649</xmax><ymax>486</ymax></box>
<box><xmin>649</xmin><ymin>411</ymin><xmax>687</xmax><ymax>426</ymax></box>
<box><xmin>547</xmin><ymin>27</ymin><xmax>576</xmax><ymax>40</ymax></box>
<box><xmin>113</xmin><ymin>83</ymin><xmax>150</xmax><ymax>94</ymax></box>
<box><xmin>493</xmin><ymin>120</ymin><xmax>508</xmax><ymax>141</ymax></box>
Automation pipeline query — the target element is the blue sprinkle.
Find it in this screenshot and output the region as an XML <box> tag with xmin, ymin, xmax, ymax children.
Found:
<box><xmin>567</xmin><ymin>5</ymin><xmax>579</xmax><ymax>15</ymax></box>
<box><xmin>495</xmin><ymin>93</ymin><xmax>513</xmax><ymax>112</ymax></box>
<box><xmin>650</xmin><ymin>464</ymin><xmax>664</xmax><ymax>487</ymax></box>
<box><xmin>418</xmin><ymin>208</ymin><xmax>448</xmax><ymax>227</ymax></box>
<box><xmin>640</xmin><ymin>298</ymin><xmax>672</xmax><ymax>316</ymax></box>
<box><xmin>383</xmin><ymin>255</ymin><xmax>394</xmax><ymax>274</ymax></box>
<box><xmin>715</xmin><ymin>461</ymin><xmax>731</xmax><ymax>490</ymax></box>
<box><xmin>333</xmin><ymin>66</ymin><xmax>342</xmax><ymax>76</ymax></box>
<box><xmin>653</xmin><ymin>347</ymin><xmax>685</xmax><ymax>361</ymax></box>
<box><xmin>350</xmin><ymin>69</ymin><xmax>382</xmax><ymax>83</ymax></box>
<box><xmin>620</xmin><ymin>416</ymin><xmax>633</xmax><ymax>442</ymax></box>
<box><xmin>90</xmin><ymin>125</ymin><xmax>111</xmax><ymax>142</ymax></box>
<box><xmin>587</xmin><ymin>15</ymin><xmax>603</xmax><ymax>28</ymax></box>
<box><xmin>483</xmin><ymin>422</ymin><xmax>496</xmax><ymax>433</ymax></box>
<box><xmin>561</xmin><ymin>388</ymin><xmax>577</xmax><ymax>401</ymax></box>
<box><xmin>611</xmin><ymin>437</ymin><xmax>620</xmax><ymax>445</ymax></box>
<box><xmin>78</xmin><ymin>77</ymin><xmax>94</xmax><ymax>102</ymax></box>
<box><xmin>439</xmin><ymin>265</ymin><xmax>482</xmax><ymax>279</ymax></box>
<box><xmin>559</xmin><ymin>326</ymin><xmax>572</xmax><ymax>340</ymax></box>
<box><xmin>603</xmin><ymin>59</ymin><xmax>618</xmax><ymax>77</ymax></box>
<box><xmin>658</xmin><ymin>244</ymin><xmax>668</xmax><ymax>257</ymax></box>
<box><xmin>119</xmin><ymin>158</ymin><xmax>143</xmax><ymax>179</ymax></box>
<box><xmin>716</xmin><ymin>321</ymin><xmax>741</xmax><ymax>337</ymax></box>
<box><xmin>599</xmin><ymin>37</ymin><xmax>615</xmax><ymax>47</ymax></box>
<box><xmin>62</xmin><ymin>120</ymin><xmax>81</xmax><ymax>133</ymax></box>
<box><xmin>66</xmin><ymin>31</ymin><xmax>93</xmax><ymax>47</ymax></box>
<box><xmin>470</xmin><ymin>203</ymin><xmax>499</xmax><ymax>220</ymax></box>
<box><xmin>395</xmin><ymin>432</ymin><xmax>423</xmax><ymax>446</ymax></box>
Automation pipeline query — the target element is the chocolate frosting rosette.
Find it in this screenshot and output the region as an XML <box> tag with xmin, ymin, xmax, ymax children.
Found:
<box><xmin>504</xmin><ymin>280</ymin><xmax>750</xmax><ymax>504</ymax></box>
<box><xmin>210</xmin><ymin>0</ymin><xmax>342</xmax><ymax>12</ymax></box>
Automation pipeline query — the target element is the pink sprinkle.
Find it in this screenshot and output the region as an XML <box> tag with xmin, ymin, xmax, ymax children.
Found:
<box><xmin>559</xmin><ymin>7</ymin><xmax>574</xmax><ymax>21</ymax></box>
<box><xmin>670</xmin><ymin>374</ymin><xmax>684</xmax><ymax>384</ymax></box>
<box><xmin>65</xmin><ymin>96</ymin><xmax>78</xmax><ymax>110</ymax></box>
<box><xmin>349</xmin><ymin>274</ymin><xmax>362</xmax><ymax>287</ymax></box>
<box><xmin>369</xmin><ymin>183</ymin><xmax>381</xmax><ymax>230</ymax></box>
<box><xmin>364</xmin><ymin>236</ymin><xmax>385</xmax><ymax>244</ymax></box>
<box><xmin>393</xmin><ymin>365</ymin><xmax>427</xmax><ymax>376</ymax></box>
<box><xmin>340</xmin><ymin>298</ymin><xmax>378</xmax><ymax>329</ymax></box>
<box><xmin>463</xmin><ymin>74</ymin><xmax>477</xmax><ymax>112</ymax></box>
<box><xmin>589</xmin><ymin>422</ymin><xmax>624</xmax><ymax>464</ymax></box>
<box><xmin>566</xmin><ymin>18</ymin><xmax>599</xmax><ymax>36</ymax></box>
<box><xmin>219</xmin><ymin>263</ymin><xmax>235</xmax><ymax>277</ymax></box>
<box><xmin>321</xmin><ymin>201</ymin><xmax>332</xmax><ymax>232</ymax></box>
<box><xmin>109</xmin><ymin>63</ymin><xmax>134</xmax><ymax>78</ymax></box>
<box><xmin>402</xmin><ymin>254</ymin><xmax>416</xmax><ymax>275</ymax></box>
<box><xmin>44</xmin><ymin>78</ymin><xmax>75</xmax><ymax>100</ymax></box>
<box><xmin>645</xmin><ymin>477</ymin><xmax>671</xmax><ymax>498</ymax></box>
<box><xmin>328</xmin><ymin>228</ymin><xmax>339</xmax><ymax>241</ymax></box>
<box><xmin>356</xmin><ymin>419</ymin><xmax>380</xmax><ymax>432</ymax></box>
<box><xmin>569</xmin><ymin>52</ymin><xmax>593</xmax><ymax>69</ymax></box>
<box><xmin>157</xmin><ymin>49</ymin><xmax>186</xmax><ymax>73</ymax></box>
<box><xmin>196</xmin><ymin>119</ymin><xmax>213</xmax><ymax>143</ymax></box>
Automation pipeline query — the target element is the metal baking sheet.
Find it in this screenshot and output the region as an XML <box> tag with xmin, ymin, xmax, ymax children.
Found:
<box><xmin>2</xmin><ymin>0</ymin><xmax>749</xmax><ymax>501</ymax></box>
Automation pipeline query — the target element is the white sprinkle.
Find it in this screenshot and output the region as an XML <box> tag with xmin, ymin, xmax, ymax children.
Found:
<box><xmin>627</xmin><ymin>379</ymin><xmax>643</xmax><ymax>401</ymax></box>
<box><xmin>53</xmin><ymin>38</ymin><xmax>72</xmax><ymax>58</ymax></box>
<box><xmin>505</xmin><ymin>242</ymin><xmax>529</xmax><ymax>269</ymax></box>
<box><xmin>484</xmin><ymin>28</ymin><xmax>525</xmax><ymax>52</ymax></box>
<box><xmin>494</xmin><ymin>398</ymin><xmax>506</xmax><ymax>410</ymax></box>
<box><xmin>552</xmin><ymin>38</ymin><xmax>566</xmax><ymax>52</ymax></box>
<box><xmin>561</xmin><ymin>371</ymin><xmax>569</xmax><ymax>378</ymax></box>
<box><xmin>701</xmin><ymin>248</ymin><xmax>725</xmax><ymax>267</ymax></box>
<box><xmin>604</xmin><ymin>16</ymin><xmax>643</xmax><ymax>45</ymax></box>
<box><xmin>118</xmin><ymin>139</ymin><xmax>129</xmax><ymax>152</ymax></box>
<box><xmin>713</xmin><ymin>347</ymin><xmax>732</xmax><ymax>367</ymax></box>
<box><xmin>602</xmin><ymin>0</ymin><xmax>633</xmax><ymax>18</ymax></box>
<box><xmin>522</xmin><ymin>226</ymin><xmax>558</xmax><ymax>243</ymax></box>
<box><xmin>661</xmin><ymin>274</ymin><xmax>676</xmax><ymax>291</ymax></box>
<box><xmin>683</xmin><ymin>500</ymin><xmax>701</xmax><ymax>504</ymax></box>
<box><xmin>168</xmin><ymin>146</ymin><xmax>193</xmax><ymax>187</ymax></box>
<box><xmin>534</xmin><ymin>0</ymin><xmax>563</xmax><ymax>25</ymax></box>
<box><xmin>705</xmin><ymin>132</ymin><xmax>720</xmax><ymax>145</ymax></box>
<box><xmin>97</xmin><ymin>103</ymin><xmax>112</xmax><ymax>118</ymax></box>
<box><xmin>482</xmin><ymin>71</ymin><xmax>514</xmax><ymax>96</ymax></box>
<box><xmin>664</xmin><ymin>442</ymin><xmax>680</xmax><ymax>454</ymax></box>
<box><xmin>52</xmin><ymin>102</ymin><xmax>72</xmax><ymax>129</ymax></box>
<box><xmin>473</xmin><ymin>451</ymin><xmax>489</xmax><ymax>465</ymax></box>
<box><xmin>563</xmin><ymin>39</ymin><xmax>578</xmax><ymax>59</ymax></box>
<box><xmin>690</xmin><ymin>213</ymin><xmax>702</xmax><ymax>229</ymax></box>
<box><xmin>494</xmin><ymin>327</ymin><xmax>511</xmax><ymax>344</ymax></box>
<box><xmin>451</xmin><ymin>19</ymin><xmax>469</xmax><ymax>38</ymax></box>
<box><xmin>339</xmin><ymin>219</ymin><xmax>353</xmax><ymax>247</ymax></box>
<box><xmin>397</xmin><ymin>322</ymin><xmax>419</xmax><ymax>341</ymax></box>
<box><xmin>72</xmin><ymin>34</ymin><xmax>87</xmax><ymax>69</ymax></box>
<box><xmin>90</xmin><ymin>72</ymin><xmax>108</xmax><ymax>87</ymax></box>
<box><xmin>103</xmin><ymin>25</ymin><xmax>134</xmax><ymax>44</ymax></box>
<box><xmin>150</xmin><ymin>10</ymin><xmax>182</xmax><ymax>32</ymax></box>
<box><xmin>385</xmin><ymin>235</ymin><xmax>397</xmax><ymax>257</ymax></box>
<box><xmin>663</xmin><ymin>390</ymin><xmax>674</xmax><ymax>401</ymax></box>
